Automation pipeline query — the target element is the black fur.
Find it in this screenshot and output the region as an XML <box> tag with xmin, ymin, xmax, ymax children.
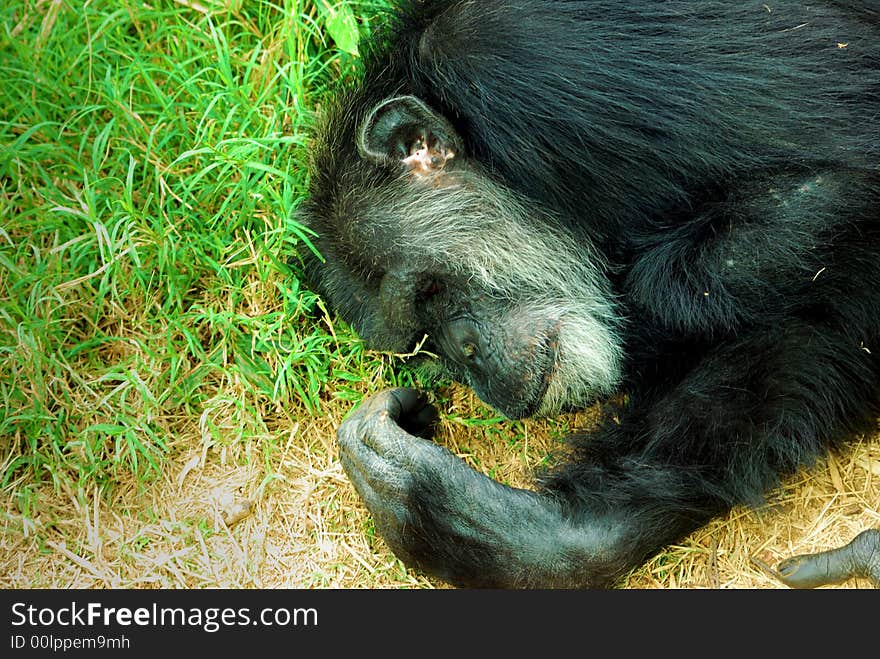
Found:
<box><xmin>300</xmin><ymin>1</ymin><xmax>880</xmax><ymax>587</ymax></box>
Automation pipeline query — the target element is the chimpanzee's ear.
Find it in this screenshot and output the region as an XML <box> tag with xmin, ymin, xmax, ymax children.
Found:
<box><xmin>358</xmin><ymin>95</ymin><xmax>463</xmax><ymax>175</ymax></box>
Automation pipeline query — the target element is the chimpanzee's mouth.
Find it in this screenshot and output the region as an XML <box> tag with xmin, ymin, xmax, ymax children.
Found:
<box><xmin>479</xmin><ymin>321</ymin><xmax>560</xmax><ymax>420</ymax></box>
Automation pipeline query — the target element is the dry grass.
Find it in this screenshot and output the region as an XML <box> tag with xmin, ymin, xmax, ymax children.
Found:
<box><xmin>3</xmin><ymin>381</ymin><xmax>877</xmax><ymax>590</ymax></box>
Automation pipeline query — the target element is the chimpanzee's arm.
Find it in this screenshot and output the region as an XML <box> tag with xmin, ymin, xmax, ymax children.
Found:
<box><xmin>338</xmin><ymin>319</ymin><xmax>880</xmax><ymax>588</ymax></box>
<box><xmin>338</xmin><ymin>389</ymin><xmax>663</xmax><ymax>588</ymax></box>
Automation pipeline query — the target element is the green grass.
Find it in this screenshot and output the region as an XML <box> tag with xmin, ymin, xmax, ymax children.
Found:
<box><xmin>0</xmin><ymin>0</ymin><xmax>398</xmax><ymax>505</ymax></box>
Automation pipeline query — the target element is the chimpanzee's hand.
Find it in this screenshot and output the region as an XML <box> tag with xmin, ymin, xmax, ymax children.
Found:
<box><xmin>337</xmin><ymin>388</ymin><xmax>603</xmax><ymax>588</ymax></box>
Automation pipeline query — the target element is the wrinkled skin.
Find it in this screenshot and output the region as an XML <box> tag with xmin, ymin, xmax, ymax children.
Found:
<box><xmin>772</xmin><ymin>530</ymin><xmax>880</xmax><ymax>589</ymax></box>
<box><xmin>337</xmin><ymin>389</ymin><xmax>628</xmax><ymax>588</ymax></box>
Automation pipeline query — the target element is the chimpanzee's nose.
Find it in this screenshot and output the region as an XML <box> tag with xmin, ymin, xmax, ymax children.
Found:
<box><xmin>444</xmin><ymin>318</ymin><xmax>482</xmax><ymax>365</ymax></box>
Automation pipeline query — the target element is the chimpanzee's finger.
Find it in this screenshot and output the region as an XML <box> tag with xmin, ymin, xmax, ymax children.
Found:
<box><xmin>350</xmin><ymin>388</ymin><xmax>437</xmax><ymax>439</ymax></box>
<box><xmin>338</xmin><ymin>439</ymin><xmax>408</xmax><ymax>501</ymax></box>
<box><xmin>388</xmin><ymin>388</ymin><xmax>438</xmax><ymax>438</ymax></box>
<box><xmin>775</xmin><ymin>529</ymin><xmax>880</xmax><ymax>588</ymax></box>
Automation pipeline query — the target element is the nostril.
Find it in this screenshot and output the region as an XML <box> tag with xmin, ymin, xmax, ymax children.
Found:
<box><xmin>445</xmin><ymin>318</ymin><xmax>482</xmax><ymax>364</ymax></box>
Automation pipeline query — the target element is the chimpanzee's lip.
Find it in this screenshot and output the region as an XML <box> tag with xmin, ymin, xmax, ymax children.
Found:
<box><xmin>530</xmin><ymin>323</ymin><xmax>563</xmax><ymax>416</ymax></box>
<box><xmin>492</xmin><ymin>320</ymin><xmax>560</xmax><ymax>420</ymax></box>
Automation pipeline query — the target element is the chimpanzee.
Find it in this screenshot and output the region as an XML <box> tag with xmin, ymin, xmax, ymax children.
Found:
<box><xmin>296</xmin><ymin>0</ymin><xmax>880</xmax><ymax>588</ymax></box>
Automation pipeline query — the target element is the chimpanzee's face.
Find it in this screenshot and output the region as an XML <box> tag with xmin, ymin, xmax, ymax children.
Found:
<box><xmin>299</xmin><ymin>96</ymin><xmax>623</xmax><ymax>418</ymax></box>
